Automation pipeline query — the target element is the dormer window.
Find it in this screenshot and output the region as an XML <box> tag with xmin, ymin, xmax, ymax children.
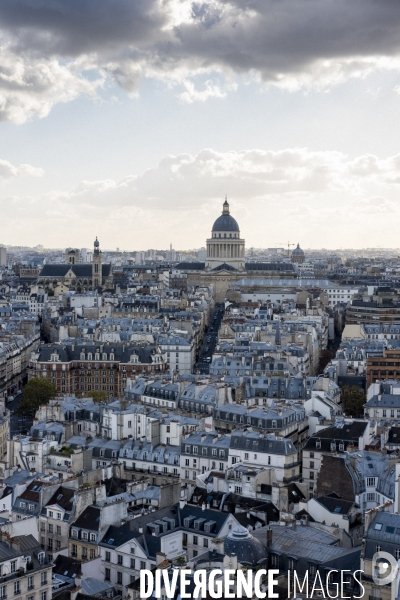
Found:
<box><xmin>130</xmin><ymin>354</ymin><xmax>138</xmax><ymax>363</ymax></box>
<box><xmin>102</xmin><ymin>353</ymin><xmax>107</xmax><ymax>360</ymax></box>
<box><xmin>87</xmin><ymin>353</ymin><xmax>92</xmax><ymax>360</ymax></box>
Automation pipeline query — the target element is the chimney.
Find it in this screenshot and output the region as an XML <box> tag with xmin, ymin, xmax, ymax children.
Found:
<box><xmin>179</xmin><ymin>500</ymin><xmax>186</xmax><ymax>509</ymax></box>
<box><xmin>202</xmin><ymin>503</ymin><xmax>206</xmax><ymax>511</ymax></box>
<box><xmin>292</xmin><ymin>519</ymin><xmax>296</xmax><ymax>531</ymax></box>
<box><xmin>156</xmin><ymin>552</ymin><xmax>167</xmax><ymax>566</ymax></box>
<box><xmin>266</xmin><ymin>527</ymin><xmax>273</xmax><ymax>548</ymax></box>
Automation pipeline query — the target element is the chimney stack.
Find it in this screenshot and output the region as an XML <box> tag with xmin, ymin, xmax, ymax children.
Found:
<box><xmin>266</xmin><ymin>527</ymin><xmax>273</xmax><ymax>548</ymax></box>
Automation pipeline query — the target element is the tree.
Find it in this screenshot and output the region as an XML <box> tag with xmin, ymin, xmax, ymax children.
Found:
<box><xmin>83</xmin><ymin>390</ymin><xmax>109</xmax><ymax>403</ymax></box>
<box><xmin>17</xmin><ymin>378</ymin><xmax>57</xmax><ymax>417</ymax></box>
<box><xmin>341</xmin><ymin>385</ymin><xmax>366</xmax><ymax>418</ymax></box>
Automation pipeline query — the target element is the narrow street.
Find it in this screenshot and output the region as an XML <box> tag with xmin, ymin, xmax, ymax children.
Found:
<box><xmin>7</xmin><ymin>392</ymin><xmax>33</xmax><ymax>437</ymax></box>
<box><xmin>194</xmin><ymin>303</ymin><xmax>225</xmax><ymax>374</ymax></box>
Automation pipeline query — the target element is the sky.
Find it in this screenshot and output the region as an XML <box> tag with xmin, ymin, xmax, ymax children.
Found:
<box><xmin>1</xmin><ymin>0</ymin><xmax>400</xmax><ymax>251</ymax></box>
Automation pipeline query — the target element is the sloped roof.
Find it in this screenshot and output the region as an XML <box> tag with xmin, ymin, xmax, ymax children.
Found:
<box><xmin>39</xmin><ymin>263</ymin><xmax>111</xmax><ymax>278</ymax></box>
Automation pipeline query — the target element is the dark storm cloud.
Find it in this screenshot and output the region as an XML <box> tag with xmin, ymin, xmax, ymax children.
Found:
<box><xmin>2</xmin><ymin>0</ymin><xmax>400</xmax><ymax>121</ymax></box>
<box><xmin>0</xmin><ymin>0</ymin><xmax>168</xmax><ymax>55</ymax></box>
<box><xmin>2</xmin><ymin>0</ymin><xmax>400</xmax><ymax>67</ymax></box>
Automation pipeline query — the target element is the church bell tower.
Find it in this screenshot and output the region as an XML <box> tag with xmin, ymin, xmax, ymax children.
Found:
<box><xmin>92</xmin><ymin>237</ymin><xmax>102</xmax><ymax>289</ymax></box>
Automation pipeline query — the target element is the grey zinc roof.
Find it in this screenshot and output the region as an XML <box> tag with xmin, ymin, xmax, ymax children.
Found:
<box><xmin>81</xmin><ymin>578</ymin><xmax>113</xmax><ymax>595</ymax></box>
<box><xmin>181</xmin><ymin>431</ymin><xmax>231</xmax><ymax>450</ymax></box>
<box><xmin>366</xmin><ymin>394</ymin><xmax>400</xmax><ymax>408</ymax></box>
<box><xmin>120</xmin><ymin>439</ymin><xmax>180</xmax><ymax>465</ymax></box>
<box><xmin>230</xmin><ymin>430</ymin><xmax>297</xmax><ymax>455</ymax></box>
<box><xmin>364</xmin><ymin>512</ymin><xmax>400</xmax><ymax>560</ymax></box>
<box><xmin>36</xmin><ymin>340</ymin><xmax>163</xmax><ymax>364</ymax></box>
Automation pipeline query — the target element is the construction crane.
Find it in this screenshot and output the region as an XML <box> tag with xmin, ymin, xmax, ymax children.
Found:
<box><xmin>275</xmin><ymin>241</ymin><xmax>295</xmax><ymax>259</ymax></box>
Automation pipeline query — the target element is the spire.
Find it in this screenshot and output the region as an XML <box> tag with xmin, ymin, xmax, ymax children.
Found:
<box><xmin>223</xmin><ymin>195</ymin><xmax>229</xmax><ymax>215</ymax></box>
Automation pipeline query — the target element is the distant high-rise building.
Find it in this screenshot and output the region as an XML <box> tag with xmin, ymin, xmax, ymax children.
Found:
<box><xmin>0</xmin><ymin>246</ymin><xmax>6</xmax><ymax>266</ymax></box>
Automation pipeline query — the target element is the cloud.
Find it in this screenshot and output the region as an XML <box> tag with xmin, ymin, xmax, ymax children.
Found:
<box><xmin>1</xmin><ymin>146</ymin><xmax>400</xmax><ymax>248</ymax></box>
<box><xmin>2</xmin><ymin>0</ymin><xmax>400</xmax><ymax>121</ymax></box>
<box><xmin>0</xmin><ymin>158</ymin><xmax>44</xmax><ymax>178</ymax></box>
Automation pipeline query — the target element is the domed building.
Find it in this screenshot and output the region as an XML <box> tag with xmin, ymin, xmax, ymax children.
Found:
<box><xmin>291</xmin><ymin>243</ymin><xmax>305</xmax><ymax>264</ymax></box>
<box><xmin>206</xmin><ymin>198</ymin><xmax>246</xmax><ymax>271</ymax></box>
<box><xmin>175</xmin><ymin>198</ymin><xmax>297</xmax><ymax>300</ymax></box>
<box><xmin>224</xmin><ymin>525</ymin><xmax>267</xmax><ymax>567</ymax></box>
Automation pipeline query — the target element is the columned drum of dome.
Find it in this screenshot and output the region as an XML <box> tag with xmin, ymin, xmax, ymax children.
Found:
<box><xmin>206</xmin><ymin>198</ymin><xmax>246</xmax><ymax>271</ymax></box>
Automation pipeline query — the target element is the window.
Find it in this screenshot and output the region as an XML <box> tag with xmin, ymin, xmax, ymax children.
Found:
<box><xmin>28</xmin><ymin>576</ymin><xmax>34</xmax><ymax>590</ymax></box>
<box><xmin>48</xmin><ymin>524</ymin><xmax>53</xmax><ymax>533</ymax></box>
<box><xmin>309</xmin><ymin>564</ymin><xmax>317</xmax><ymax>577</ymax></box>
<box><xmin>82</xmin><ymin>547</ymin><xmax>87</xmax><ymax>559</ymax></box>
<box><xmin>90</xmin><ymin>533</ymin><xmax>96</xmax><ymax>542</ymax></box>
<box><xmin>41</xmin><ymin>572</ymin><xmax>47</xmax><ymax>585</ymax></box>
<box><xmin>71</xmin><ymin>529</ymin><xmax>78</xmax><ymax>538</ymax></box>
<box><xmin>367</xmin><ymin>477</ymin><xmax>376</xmax><ymax>487</ymax></box>
<box><xmin>11</xmin><ymin>561</ymin><xmax>16</xmax><ymax>573</ymax></box>
<box><xmin>271</xmin><ymin>555</ymin><xmax>279</xmax><ymax>568</ymax></box>
<box><xmin>367</xmin><ymin>493</ymin><xmax>376</xmax><ymax>502</ymax></box>
<box><xmin>117</xmin><ymin>572</ymin><xmax>123</xmax><ymax>585</ymax></box>
<box><xmin>288</xmin><ymin>558</ymin><xmax>295</xmax><ymax>571</ymax></box>
<box><xmin>131</xmin><ymin>558</ymin><xmax>135</xmax><ymax>569</ymax></box>
<box><xmin>41</xmin><ymin>593</ymin><xmax>47</xmax><ymax>600</ymax></box>
<box><xmin>140</xmin><ymin>561</ymin><xmax>146</xmax><ymax>570</ymax></box>
<box><xmin>105</xmin><ymin>568</ymin><xmax>111</xmax><ymax>581</ymax></box>
<box><xmin>14</xmin><ymin>581</ymin><xmax>21</xmax><ymax>596</ymax></box>
<box><xmin>117</xmin><ymin>555</ymin><xmax>123</xmax><ymax>565</ymax></box>
<box><xmin>193</xmin><ymin>536</ymin><xmax>198</xmax><ymax>545</ymax></box>
<box><xmin>105</xmin><ymin>551</ymin><xmax>111</xmax><ymax>562</ymax></box>
<box><xmin>82</xmin><ymin>531</ymin><xmax>88</xmax><ymax>540</ymax></box>
<box><xmin>204</xmin><ymin>539</ymin><xmax>208</xmax><ymax>548</ymax></box>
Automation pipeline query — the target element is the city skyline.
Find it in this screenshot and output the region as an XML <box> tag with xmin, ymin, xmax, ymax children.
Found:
<box><xmin>1</xmin><ymin>1</ymin><xmax>400</xmax><ymax>249</ymax></box>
